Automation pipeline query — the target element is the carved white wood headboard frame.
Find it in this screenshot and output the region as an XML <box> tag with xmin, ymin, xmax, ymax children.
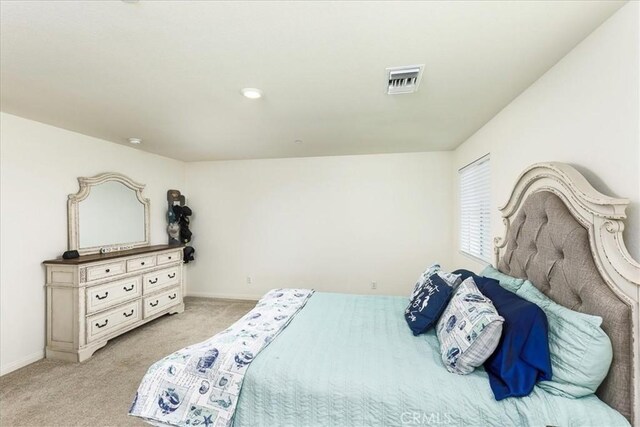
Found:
<box><xmin>494</xmin><ymin>162</ymin><xmax>640</xmax><ymax>424</ymax></box>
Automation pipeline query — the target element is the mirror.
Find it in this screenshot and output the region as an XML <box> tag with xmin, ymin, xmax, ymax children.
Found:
<box><xmin>68</xmin><ymin>173</ymin><xmax>150</xmax><ymax>254</ymax></box>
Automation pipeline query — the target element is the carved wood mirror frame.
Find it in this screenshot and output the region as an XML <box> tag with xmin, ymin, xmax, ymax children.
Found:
<box><xmin>68</xmin><ymin>172</ymin><xmax>151</xmax><ymax>255</ymax></box>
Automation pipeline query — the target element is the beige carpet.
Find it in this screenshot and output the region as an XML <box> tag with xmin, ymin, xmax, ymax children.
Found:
<box><xmin>0</xmin><ymin>297</ymin><xmax>255</xmax><ymax>427</ymax></box>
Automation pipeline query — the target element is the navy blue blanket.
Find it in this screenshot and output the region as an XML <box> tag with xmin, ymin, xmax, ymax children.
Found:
<box><xmin>453</xmin><ymin>270</ymin><xmax>552</xmax><ymax>400</ymax></box>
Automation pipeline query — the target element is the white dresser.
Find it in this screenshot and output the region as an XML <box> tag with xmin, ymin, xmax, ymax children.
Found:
<box><xmin>44</xmin><ymin>244</ymin><xmax>185</xmax><ymax>362</ymax></box>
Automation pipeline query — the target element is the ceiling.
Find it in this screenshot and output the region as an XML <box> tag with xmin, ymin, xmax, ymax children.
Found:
<box><xmin>0</xmin><ymin>1</ymin><xmax>625</xmax><ymax>161</ymax></box>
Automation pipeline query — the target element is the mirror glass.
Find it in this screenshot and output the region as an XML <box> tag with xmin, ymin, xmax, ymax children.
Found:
<box><xmin>78</xmin><ymin>181</ymin><xmax>146</xmax><ymax>249</ymax></box>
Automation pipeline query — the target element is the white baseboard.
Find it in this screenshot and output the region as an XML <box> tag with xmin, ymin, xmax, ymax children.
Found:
<box><xmin>0</xmin><ymin>350</ymin><xmax>44</xmax><ymax>376</ymax></box>
<box><xmin>186</xmin><ymin>291</ymin><xmax>262</xmax><ymax>301</ymax></box>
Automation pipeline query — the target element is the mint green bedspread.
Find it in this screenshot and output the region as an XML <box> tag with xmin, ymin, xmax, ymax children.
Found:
<box><xmin>233</xmin><ymin>293</ymin><xmax>629</xmax><ymax>427</ymax></box>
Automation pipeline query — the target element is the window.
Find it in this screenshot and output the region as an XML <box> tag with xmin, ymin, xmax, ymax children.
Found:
<box><xmin>459</xmin><ymin>154</ymin><xmax>491</xmax><ymax>262</ymax></box>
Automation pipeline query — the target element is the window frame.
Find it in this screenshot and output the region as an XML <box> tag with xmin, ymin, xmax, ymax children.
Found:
<box><xmin>458</xmin><ymin>154</ymin><xmax>492</xmax><ymax>264</ymax></box>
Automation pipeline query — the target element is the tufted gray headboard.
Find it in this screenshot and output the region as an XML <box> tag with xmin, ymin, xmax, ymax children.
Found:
<box><xmin>494</xmin><ymin>163</ymin><xmax>640</xmax><ymax>424</ymax></box>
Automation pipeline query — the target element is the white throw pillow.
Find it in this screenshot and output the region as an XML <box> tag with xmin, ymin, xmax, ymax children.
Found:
<box><xmin>436</xmin><ymin>277</ymin><xmax>504</xmax><ymax>375</ymax></box>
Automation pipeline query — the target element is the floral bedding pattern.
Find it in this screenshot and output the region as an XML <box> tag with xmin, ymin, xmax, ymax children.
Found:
<box><xmin>129</xmin><ymin>288</ymin><xmax>314</xmax><ymax>427</ymax></box>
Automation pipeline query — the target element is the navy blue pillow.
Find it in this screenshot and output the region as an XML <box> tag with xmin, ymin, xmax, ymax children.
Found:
<box><xmin>453</xmin><ymin>269</ymin><xmax>552</xmax><ymax>400</ymax></box>
<box><xmin>404</xmin><ymin>273</ymin><xmax>453</xmax><ymax>336</ymax></box>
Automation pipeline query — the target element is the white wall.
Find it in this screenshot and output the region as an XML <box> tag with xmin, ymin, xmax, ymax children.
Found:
<box><xmin>185</xmin><ymin>152</ymin><xmax>453</xmax><ymax>299</ymax></box>
<box><xmin>0</xmin><ymin>112</ymin><xmax>186</xmax><ymax>375</ymax></box>
<box><xmin>2</xmin><ymin>0</ymin><xmax>637</xmax><ymax>378</ymax></box>
<box><xmin>452</xmin><ymin>1</ymin><xmax>640</xmax><ymax>271</ymax></box>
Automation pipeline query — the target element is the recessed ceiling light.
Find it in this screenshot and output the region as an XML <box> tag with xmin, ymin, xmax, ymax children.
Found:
<box><xmin>241</xmin><ymin>88</ymin><xmax>263</xmax><ymax>99</ymax></box>
<box><xmin>128</xmin><ymin>137</ymin><xmax>142</xmax><ymax>144</ymax></box>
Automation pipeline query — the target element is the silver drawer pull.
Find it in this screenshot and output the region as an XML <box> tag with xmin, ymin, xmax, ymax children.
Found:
<box><xmin>149</xmin><ymin>278</ymin><xmax>158</xmax><ymax>284</ymax></box>
<box><xmin>95</xmin><ymin>319</ymin><xmax>109</xmax><ymax>329</ymax></box>
<box><xmin>123</xmin><ymin>285</ymin><xmax>134</xmax><ymax>292</ymax></box>
<box><xmin>169</xmin><ymin>294</ymin><xmax>177</xmax><ymax>300</ymax></box>
<box><xmin>95</xmin><ymin>292</ymin><xmax>109</xmax><ymax>300</ymax></box>
<box><xmin>168</xmin><ymin>273</ymin><xmax>176</xmax><ymax>279</ymax></box>
<box><xmin>123</xmin><ymin>309</ymin><xmax>134</xmax><ymax>318</ymax></box>
<box><xmin>150</xmin><ymin>300</ymin><xmax>159</xmax><ymax>307</ymax></box>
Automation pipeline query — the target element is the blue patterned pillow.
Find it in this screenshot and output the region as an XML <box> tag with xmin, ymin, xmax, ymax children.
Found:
<box><xmin>436</xmin><ymin>277</ymin><xmax>504</xmax><ymax>374</ymax></box>
<box><xmin>409</xmin><ymin>264</ymin><xmax>461</xmax><ymax>301</ymax></box>
<box><xmin>405</xmin><ymin>274</ymin><xmax>454</xmax><ymax>336</ymax></box>
<box><xmin>454</xmin><ymin>269</ymin><xmax>552</xmax><ymax>399</ymax></box>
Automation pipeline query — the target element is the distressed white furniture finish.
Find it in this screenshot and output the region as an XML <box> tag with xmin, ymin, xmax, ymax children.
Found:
<box><xmin>44</xmin><ymin>245</ymin><xmax>184</xmax><ymax>362</ymax></box>
<box><xmin>494</xmin><ymin>162</ymin><xmax>640</xmax><ymax>425</ymax></box>
<box><xmin>68</xmin><ymin>172</ymin><xmax>151</xmax><ymax>255</ymax></box>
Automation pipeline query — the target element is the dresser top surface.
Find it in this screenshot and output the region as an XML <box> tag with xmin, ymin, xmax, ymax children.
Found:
<box><xmin>43</xmin><ymin>244</ymin><xmax>184</xmax><ymax>265</ymax></box>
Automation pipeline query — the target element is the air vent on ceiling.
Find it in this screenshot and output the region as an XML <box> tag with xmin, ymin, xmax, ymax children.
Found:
<box><xmin>386</xmin><ymin>65</ymin><xmax>424</xmax><ymax>95</ymax></box>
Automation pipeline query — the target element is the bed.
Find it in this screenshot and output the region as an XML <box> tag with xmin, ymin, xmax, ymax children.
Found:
<box><xmin>130</xmin><ymin>162</ymin><xmax>640</xmax><ymax>427</ymax></box>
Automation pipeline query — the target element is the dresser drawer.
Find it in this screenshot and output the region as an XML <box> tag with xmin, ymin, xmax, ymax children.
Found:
<box><xmin>126</xmin><ymin>255</ymin><xmax>156</xmax><ymax>273</ymax></box>
<box><xmin>142</xmin><ymin>266</ymin><xmax>180</xmax><ymax>294</ymax></box>
<box><xmin>143</xmin><ymin>286</ymin><xmax>181</xmax><ymax>318</ymax></box>
<box><xmin>157</xmin><ymin>250</ymin><xmax>181</xmax><ymax>266</ymax></box>
<box><xmin>86</xmin><ymin>300</ymin><xmax>141</xmax><ymax>343</ymax></box>
<box><xmin>86</xmin><ymin>276</ymin><xmax>141</xmax><ymax>314</ymax></box>
<box><xmin>86</xmin><ymin>261</ymin><xmax>126</xmax><ymax>282</ymax></box>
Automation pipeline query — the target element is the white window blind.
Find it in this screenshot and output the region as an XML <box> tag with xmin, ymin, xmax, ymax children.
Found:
<box><xmin>459</xmin><ymin>155</ymin><xmax>491</xmax><ymax>262</ymax></box>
